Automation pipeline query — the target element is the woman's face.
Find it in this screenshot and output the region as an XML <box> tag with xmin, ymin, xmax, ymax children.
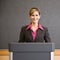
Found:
<box><xmin>30</xmin><ymin>11</ymin><xmax>40</xmax><ymax>24</ymax></box>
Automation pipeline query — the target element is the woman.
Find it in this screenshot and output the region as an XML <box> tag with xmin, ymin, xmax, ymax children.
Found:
<box><xmin>19</xmin><ymin>7</ymin><xmax>51</xmax><ymax>42</ymax></box>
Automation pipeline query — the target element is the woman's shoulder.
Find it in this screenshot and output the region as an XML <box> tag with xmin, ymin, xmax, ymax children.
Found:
<box><xmin>21</xmin><ymin>25</ymin><xmax>28</xmax><ymax>30</ymax></box>
<box><xmin>42</xmin><ymin>26</ymin><xmax>48</xmax><ymax>31</ymax></box>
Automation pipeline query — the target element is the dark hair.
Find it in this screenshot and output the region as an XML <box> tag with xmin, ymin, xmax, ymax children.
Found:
<box><xmin>29</xmin><ymin>7</ymin><xmax>41</xmax><ymax>16</ymax></box>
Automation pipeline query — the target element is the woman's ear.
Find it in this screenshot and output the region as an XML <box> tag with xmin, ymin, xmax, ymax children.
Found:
<box><xmin>39</xmin><ymin>15</ymin><xmax>41</xmax><ymax>19</ymax></box>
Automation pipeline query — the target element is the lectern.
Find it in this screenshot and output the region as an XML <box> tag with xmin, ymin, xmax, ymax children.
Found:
<box><xmin>9</xmin><ymin>43</ymin><xmax>55</xmax><ymax>60</ymax></box>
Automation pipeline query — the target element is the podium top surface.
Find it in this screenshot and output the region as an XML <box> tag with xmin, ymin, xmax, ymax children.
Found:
<box><xmin>9</xmin><ymin>42</ymin><xmax>55</xmax><ymax>52</ymax></box>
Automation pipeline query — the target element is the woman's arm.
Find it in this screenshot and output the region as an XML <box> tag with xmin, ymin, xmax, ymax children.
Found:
<box><xmin>18</xmin><ymin>27</ymin><xmax>25</xmax><ymax>42</ymax></box>
<box><xmin>44</xmin><ymin>27</ymin><xmax>51</xmax><ymax>42</ymax></box>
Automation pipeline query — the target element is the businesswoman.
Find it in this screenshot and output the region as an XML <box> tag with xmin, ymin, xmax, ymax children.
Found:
<box><xmin>19</xmin><ymin>7</ymin><xmax>51</xmax><ymax>42</ymax></box>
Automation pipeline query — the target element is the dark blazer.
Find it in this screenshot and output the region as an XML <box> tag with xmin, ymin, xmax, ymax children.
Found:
<box><xmin>19</xmin><ymin>25</ymin><xmax>51</xmax><ymax>42</ymax></box>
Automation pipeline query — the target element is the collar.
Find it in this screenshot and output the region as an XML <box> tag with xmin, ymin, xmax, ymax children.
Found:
<box><xmin>26</xmin><ymin>23</ymin><xmax>44</xmax><ymax>30</ymax></box>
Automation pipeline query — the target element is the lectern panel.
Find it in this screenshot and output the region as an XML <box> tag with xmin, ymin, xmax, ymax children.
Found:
<box><xmin>13</xmin><ymin>52</ymin><xmax>50</xmax><ymax>60</ymax></box>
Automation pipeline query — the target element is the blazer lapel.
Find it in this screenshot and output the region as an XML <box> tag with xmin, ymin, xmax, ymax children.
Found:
<box><xmin>28</xmin><ymin>30</ymin><xmax>33</xmax><ymax>41</ymax></box>
<box><xmin>35</xmin><ymin>29</ymin><xmax>43</xmax><ymax>42</ymax></box>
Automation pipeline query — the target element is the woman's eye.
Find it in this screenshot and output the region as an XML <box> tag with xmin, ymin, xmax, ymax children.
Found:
<box><xmin>32</xmin><ymin>14</ymin><xmax>38</xmax><ymax>16</ymax></box>
<box><xmin>32</xmin><ymin>15</ymin><xmax>34</xmax><ymax>16</ymax></box>
<box><xmin>36</xmin><ymin>15</ymin><xmax>38</xmax><ymax>16</ymax></box>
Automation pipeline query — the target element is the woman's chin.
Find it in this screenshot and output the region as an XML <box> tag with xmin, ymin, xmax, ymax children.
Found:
<box><xmin>32</xmin><ymin>21</ymin><xmax>38</xmax><ymax>24</ymax></box>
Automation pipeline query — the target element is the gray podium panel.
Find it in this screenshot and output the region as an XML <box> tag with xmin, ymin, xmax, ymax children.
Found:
<box><xmin>13</xmin><ymin>52</ymin><xmax>50</xmax><ymax>60</ymax></box>
<box><xmin>9</xmin><ymin>43</ymin><xmax>55</xmax><ymax>60</ymax></box>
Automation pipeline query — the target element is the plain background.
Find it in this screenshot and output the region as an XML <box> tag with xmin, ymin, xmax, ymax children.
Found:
<box><xmin>0</xmin><ymin>0</ymin><xmax>60</xmax><ymax>49</ymax></box>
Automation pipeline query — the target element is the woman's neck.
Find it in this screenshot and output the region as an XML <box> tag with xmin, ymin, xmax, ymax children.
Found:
<box><xmin>31</xmin><ymin>22</ymin><xmax>38</xmax><ymax>28</ymax></box>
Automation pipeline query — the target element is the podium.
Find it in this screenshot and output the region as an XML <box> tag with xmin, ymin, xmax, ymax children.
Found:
<box><xmin>9</xmin><ymin>43</ymin><xmax>55</xmax><ymax>60</ymax></box>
